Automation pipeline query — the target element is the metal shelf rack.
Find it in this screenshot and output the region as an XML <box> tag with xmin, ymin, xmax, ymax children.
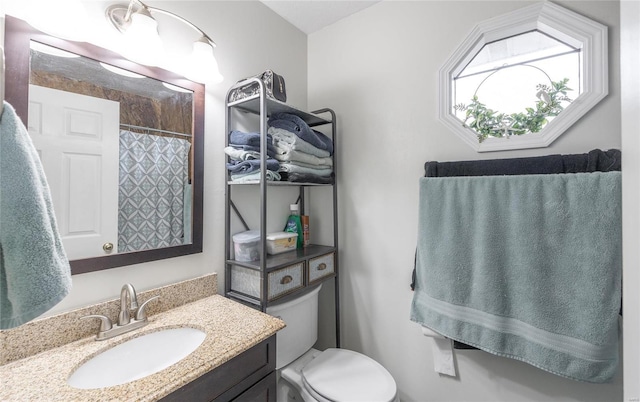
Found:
<box><xmin>224</xmin><ymin>78</ymin><xmax>340</xmax><ymax>347</ymax></box>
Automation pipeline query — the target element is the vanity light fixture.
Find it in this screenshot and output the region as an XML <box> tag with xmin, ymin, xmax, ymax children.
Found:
<box><xmin>106</xmin><ymin>0</ymin><xmax>223</xmax><ymax>84</ymax></box>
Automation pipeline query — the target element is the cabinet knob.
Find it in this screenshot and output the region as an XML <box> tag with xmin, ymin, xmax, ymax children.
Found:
<box><xmin>280</xmin><ymin>275</ymin><xmax>293</xmax><ymax>285</ymax></box>
<box><xmin>317</xmin><ymin>263</ymin><xmax>327</xmax><ymax>271</ymax></box>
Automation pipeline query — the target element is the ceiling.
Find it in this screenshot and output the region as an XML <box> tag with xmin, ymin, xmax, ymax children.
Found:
<box><xmin>260</xmin><ymin>1</ymin><xmax>381</xmax><ymax>34</ymax></box>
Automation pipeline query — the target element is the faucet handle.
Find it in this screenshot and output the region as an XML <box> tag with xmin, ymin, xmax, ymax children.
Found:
<box><xmin>135</xmin><ymin>296</ymin><xmax>160</xmax><ymax>321</ymax></box>
<box><xmin>81</xmin><ymin>314</ymin><xmax>113</xmax><ymax>332</ymax></box>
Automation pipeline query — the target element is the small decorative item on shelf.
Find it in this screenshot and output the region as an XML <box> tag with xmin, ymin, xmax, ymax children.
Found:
<box><xmin>228</xmin><ymin>70</ymin><xmax>286</xmax><ymax>103</ymax></box>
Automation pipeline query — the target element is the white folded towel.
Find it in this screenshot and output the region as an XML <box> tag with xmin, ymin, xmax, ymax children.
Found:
<box><xmin>230</xmin><ymin>170</ymin><xmax>281</xmax><ymax>183</ymax></box>
<box><xmin>274</xmin><ymin>148</ymin><xmax>333</xmax><ymax>167</ymax></box>
<box><xmin>224</xmin><ymin>146</ymin><xmax>261</xmax><ymax>161</ymax></box>
<box><xmin>278</xmin><ymin>162</ymin><xmax>333</xmax><ymax>177</ymax></box>
<box><xmin>269</xmin><ymin>127</ymin><xmax>331</xmax><ymax>158</ymax></box>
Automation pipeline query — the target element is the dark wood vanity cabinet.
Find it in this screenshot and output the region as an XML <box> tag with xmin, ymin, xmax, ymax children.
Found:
<box><xmin>160</xmin><ymin>335</ymin><xmax>276</xmax><ymax>402</ymax></box>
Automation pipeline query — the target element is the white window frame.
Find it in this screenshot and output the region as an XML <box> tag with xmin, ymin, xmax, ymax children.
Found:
<box><xmin>438</xmin><ymin>2</ymin><xmax>608</xmax><ymax>153</ymax></box>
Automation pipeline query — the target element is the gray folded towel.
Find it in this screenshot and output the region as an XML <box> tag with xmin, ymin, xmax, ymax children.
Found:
<box><xmin>268</xmin><ymin>113</ymin><xmax>334</xmax><ymax>155</ymax></box>
<box><xmin>278</xmin><ymin>161</ymin><xmax>333</xmax><ymax>177</ymax></box>
<box><xmin>229</xmin><ymin>130</ymin><xmax>276</xmax><ymax>156</ymax></box>
<box><xmin>0</xmin><ymin>102</ymin><xmax>72</xmax><ymax>329</ymax></box>
<box><xmin>226</xmin><ymin>158</ymin><xmax>280</xmax><ymax>173</ymax></box>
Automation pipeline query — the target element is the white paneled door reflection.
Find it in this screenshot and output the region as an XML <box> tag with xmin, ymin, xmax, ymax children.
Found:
<box><xmin>28</xmin><ymin>85</ymin><xmax>119</xmax><ymax>260</ymax></box>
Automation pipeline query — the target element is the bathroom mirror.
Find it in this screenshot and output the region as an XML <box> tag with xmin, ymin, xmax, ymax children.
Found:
<box><xmin>4</xmin><ymin>16</ymin><xmax>204</xmax><ymax>274</ymax></box>
<box><xmin>438</xmin><ymin>2</ymin><xmax>608</xmax><ymax>152</ymax></box>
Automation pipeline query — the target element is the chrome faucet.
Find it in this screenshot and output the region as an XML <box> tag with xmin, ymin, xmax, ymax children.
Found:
<box><xmin>82</xmin><ymin>283</ymin><xmax>159</xmax><ymax>341</ymax></box>
<box><xmin>118</xmin><ymin>283</ymin><xmax>139</xmax><ymax>326</ymax></box>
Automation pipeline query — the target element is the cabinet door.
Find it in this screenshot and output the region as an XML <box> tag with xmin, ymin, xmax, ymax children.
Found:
<box><xmin>232</xmin><ymin>371</ymin><xmax>276</xmax><ymax>402</ymax></box>
<box><xmin>160</xmin><ymin>336</ymin><xmax>275</xmax><ymax>402</ymax></box>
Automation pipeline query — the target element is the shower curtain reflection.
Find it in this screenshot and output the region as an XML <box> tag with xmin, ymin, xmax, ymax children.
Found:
<box><xmin>118</xmin><ymin>129</ymin><xmax>191</xmax><ymax>253</ymax></box>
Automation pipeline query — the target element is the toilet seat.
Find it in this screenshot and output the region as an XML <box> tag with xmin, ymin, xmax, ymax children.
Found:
<box><xmin>301</xmin><ymin>348</ymin><xmax>397</xmax><ymax>402</ymax></box>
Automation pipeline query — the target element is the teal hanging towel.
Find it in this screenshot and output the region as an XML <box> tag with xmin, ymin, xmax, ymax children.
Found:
<box><xmin>0</xmin><ymin>102</ymin><xmax>72</xmax><ymax>329</ymax></box>
<box><xmin>410</xmin><ymin>172</ymin><xmax>621</xmax><ymax>383</ymax></box>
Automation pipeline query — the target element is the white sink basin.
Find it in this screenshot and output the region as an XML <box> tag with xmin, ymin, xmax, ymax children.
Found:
<box><xmin>68</xmin><ymin>327</ymin><xmax>206</xmax><ymax>389</ymax></box>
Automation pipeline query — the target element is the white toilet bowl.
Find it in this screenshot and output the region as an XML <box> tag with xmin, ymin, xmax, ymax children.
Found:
<box><xmin>277</xmin><ymin>348</ymin><xmax>398</xmax><ymax>402</ymax></box>
<box><xmin>268</xmin><ymin>285</ymin><xmax>398</xmax><ymax>402</ymax></box>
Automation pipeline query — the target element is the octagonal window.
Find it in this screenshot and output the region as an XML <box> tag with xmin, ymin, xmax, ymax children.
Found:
<box><xmin>438</xmin><ymin>2</ymin><xmax>608</xmax><ymax>152</ymax></box>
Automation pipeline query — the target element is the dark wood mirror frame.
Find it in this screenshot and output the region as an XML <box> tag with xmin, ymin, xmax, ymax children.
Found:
<box><xmin>3</xmin><ymin>15</ymin><xmax>205</xmax><ymax>275</ymax></box>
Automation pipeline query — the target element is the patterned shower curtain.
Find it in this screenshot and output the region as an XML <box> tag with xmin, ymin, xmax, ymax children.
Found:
<box><xmin>118</xmin><ymin>130</ymin><xmax>191</xmax><ymax>253</ymax></box>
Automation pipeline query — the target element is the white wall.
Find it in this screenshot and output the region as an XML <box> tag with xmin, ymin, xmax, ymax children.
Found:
<box><xmin>0</xmin><ymin>0</ymin><xmax>308</xmax><ymax>313</ymax></box>
<box><xmin>308</xmin><ymin>1</ymin><xmax>623</xmax><ymax>401</ymax></box>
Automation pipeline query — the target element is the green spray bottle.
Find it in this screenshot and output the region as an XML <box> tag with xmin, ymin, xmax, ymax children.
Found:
<box><xmin>284</xmin><ymin>204</ymin><xmax>303</xmax><ymax>249</ymax></box>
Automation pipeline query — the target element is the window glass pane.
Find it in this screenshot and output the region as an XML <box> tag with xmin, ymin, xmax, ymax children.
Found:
<box><xmin>453</xmin><ymin>31</ymin><xmax>581</xmax><ymax>135</ymax></box>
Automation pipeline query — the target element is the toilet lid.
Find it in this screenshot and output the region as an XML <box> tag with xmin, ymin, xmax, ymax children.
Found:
<box><xmin>301</xmin><ymin>348</ymin><xmax>396</xmax><ymax>402</ymax></box>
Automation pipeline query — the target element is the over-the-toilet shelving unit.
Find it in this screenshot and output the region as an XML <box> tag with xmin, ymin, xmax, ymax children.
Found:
<box><xmin>224</xmin><ymin>78</ymin><xmax>340</xmax><ymax>347</ymax></box>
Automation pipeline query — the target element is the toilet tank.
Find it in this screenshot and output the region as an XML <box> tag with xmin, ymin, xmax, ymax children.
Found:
<box><xmin>266</xmin><ymin>284</ymin><xmax>322</xmax><ymax>369</ymax></box>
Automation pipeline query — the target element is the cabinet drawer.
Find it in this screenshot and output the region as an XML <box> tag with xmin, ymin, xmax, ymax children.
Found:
<box><xmin>267</xmin><ymin>263</ymin><xmax>304</xmax><ymax>300</ymax></box>
<box><xmin>231</xmin><ymin>263</ymin><xmax>304</xmax><ymax>301</ymax></box>
<box><xmin>308</xmin><ymin>252</ymin><xmax>335</xmax><ymax>284</ymax></box>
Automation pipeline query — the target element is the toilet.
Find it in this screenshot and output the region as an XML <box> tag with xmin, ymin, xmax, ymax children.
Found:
<box><xmin>267</xmin><ymin>285</ymin><xmax>398</xmax><ymax>402</ymax></box>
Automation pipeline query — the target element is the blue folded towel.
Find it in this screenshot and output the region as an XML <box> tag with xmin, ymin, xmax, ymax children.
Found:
<box><xmin>410</xmin><ymin>172</ymin><xmax>621</xmax><ymax>383</ymax></box>
<box><xmin>226</xmin><ymin>158</ymin><xmax>280</xmax><ymax>173</ymax></box>
<box><xmin>0</xmin><ymin>102</ymin><xmax>72</xmax><ymax>329</ymax></box>
<box><xmin>229</xmin><ymin>130</ymin><xmax>276</xmax><ymax>156</ymax></box>
<box><xmin>268</xmin><ymin>113</ymin><xmax>334</xmax><ymax>155</ymax></box>
<box><xmin>229</xmin><ymin>130</ymin><xmax>273</xmax><ymax>147</ymax></box>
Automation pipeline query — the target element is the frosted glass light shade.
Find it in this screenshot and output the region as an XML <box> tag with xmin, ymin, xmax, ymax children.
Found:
<box><xmin>120</xmin><ymin>12</ymin><xmax>164</xmax><ymax>67</ymax></box>
<box><xmin>182</xmin><ymin>40</ymin><xmax>223</xmax><ymax>84</ymax></box>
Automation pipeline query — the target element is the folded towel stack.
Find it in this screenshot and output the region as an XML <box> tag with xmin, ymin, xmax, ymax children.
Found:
<box><xmin>226</xmin><ymin>130</ymin><xmax>280</xmax><ymax>183</ymax></box>
<box><xmin>268</xmin><ymin>113</ymin><xmax>334</xmax><ymax>184</ymax></box>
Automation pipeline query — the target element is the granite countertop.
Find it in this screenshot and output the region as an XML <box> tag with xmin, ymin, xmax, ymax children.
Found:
<box><xmin>0</xmin><ymin>295</ymin><xmax>285</xmax><ymax>401</ymax></box>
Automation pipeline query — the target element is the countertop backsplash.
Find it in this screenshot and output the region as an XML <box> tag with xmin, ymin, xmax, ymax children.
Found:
<box><xmin>0</xmin><ymin>273</ymin><xmax>217</xmax><ymax>365</ymax></box>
